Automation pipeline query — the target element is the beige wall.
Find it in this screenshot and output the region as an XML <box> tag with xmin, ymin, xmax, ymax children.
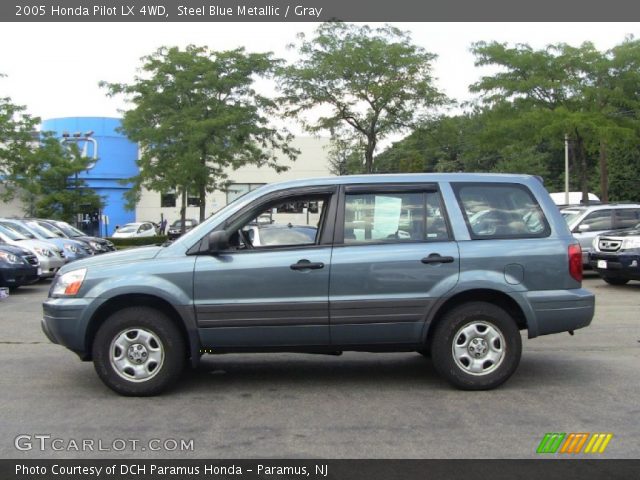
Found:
<box><xmin>135</xmin><ymin>136</ymin><xmax>333</xmax><ymax>225</ymax></box>
<box><xmin>0</xmin><ymin>186</ymin><xmax>28</xmax><ymax>217</ymax></box>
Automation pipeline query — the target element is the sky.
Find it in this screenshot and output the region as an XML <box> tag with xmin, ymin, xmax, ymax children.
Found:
<box><xmin>1</xmin><ymin>22</ymin><xmax>639</xmax><ymax>136</ymax></box>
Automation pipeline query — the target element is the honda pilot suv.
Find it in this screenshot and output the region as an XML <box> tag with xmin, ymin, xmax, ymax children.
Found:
<box><xmin>42</xmin><ymin>174</ymin><xmax>595</xmax><ymax>395</ymax></box>
<box><xmin>589</xmin><ymin>223</ymin><xmax>640</xmax><ymax>285</ymax></box>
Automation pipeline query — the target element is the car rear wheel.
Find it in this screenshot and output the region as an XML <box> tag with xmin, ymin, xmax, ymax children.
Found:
<box><xmin>92</xmin><ymin>306</ymin><xmax>186</xmax><ymax>396</ymax></box>
<box><xmin>431</xmin><ymin>302</ymin><xmax>521</xmax><ymax>390</ymax></box>
<box><xmin>602</xmin><ymin>277</ymin><xmax>629</xmax><ymax>286</ymax></box>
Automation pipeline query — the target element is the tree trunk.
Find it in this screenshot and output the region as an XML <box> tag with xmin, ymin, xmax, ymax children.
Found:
<box><xmin>364</xmin><ymin>137</ymin><xmax>376</xmax><ymax>174</ymax></box>
<box><xmin>180</xmin><ymin>189</ymin><xmax>187</xmax><ymax>235</ymax></box>
<box><xmin>599</xmin><ymin>139</ymin><xmax>609</xmax><ymax>203</ymax></box>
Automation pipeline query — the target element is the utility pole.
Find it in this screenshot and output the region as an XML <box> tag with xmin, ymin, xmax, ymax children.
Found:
<box><xmin>564</xmin><ymin>134</ymin><xmax>569</xmax><ymax>205</ymax></box>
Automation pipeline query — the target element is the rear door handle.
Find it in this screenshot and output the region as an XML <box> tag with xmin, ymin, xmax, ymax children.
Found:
<box><xmin>421</xmin><ymin>254</ymin><xmax>455</xmax><ymax>264</ymax></box>
<box><xmin>290</xmin><ymin>259</ymin><xmax>325</xmax><ymax>270</ymax></box>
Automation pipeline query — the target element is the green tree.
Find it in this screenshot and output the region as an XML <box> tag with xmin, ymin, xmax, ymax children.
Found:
<box><xmin>470</xmin><ymin>39</ymin><xmax>640</xmax><ymax>202</ymax></box>
<box><xmin>101</xmin><ymin>45</ymin><xmax>296</xmax><ymax>229</ymax></box>
<box><xmin>1</xmin><ymin>78</ymin><xmax>102</xmax><ymax>221</ymax></box>
<box><xmin>279</xmin><ymin>22</ymin><xmax>446</xmax><ymax>174</ymax></box>
<box><xmin>3</xmin><ymin>132</ymin><xmax>103</xmax><ymax>221</ymax></box>
<box><xmin>0</xmin><ymin>79</ymin><xmax>39</xmax><ymax>191</ymax></box>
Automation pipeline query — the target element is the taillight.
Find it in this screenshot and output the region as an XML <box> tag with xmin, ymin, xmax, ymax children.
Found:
<box><xmin>569</xmin><ymin>244</ymin><xmax>582</xmax><ymax>283</ymax></box>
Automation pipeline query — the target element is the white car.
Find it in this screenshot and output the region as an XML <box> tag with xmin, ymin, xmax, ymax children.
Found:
<box><xmin>112</xmin><ymin>222</ymin><xmax>157</xmax><ymax>239</ymax></box>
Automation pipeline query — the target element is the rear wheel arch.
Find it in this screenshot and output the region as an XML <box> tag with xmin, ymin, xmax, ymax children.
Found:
<box><xmin>85</xmin><ymin>294</ymin><xmax>193</xmax><ymax>361</ymax></box>
<box><xmin>425</xmin><ymin>289</ymin><xmax>527</xmax><ymax>346</ymax></box>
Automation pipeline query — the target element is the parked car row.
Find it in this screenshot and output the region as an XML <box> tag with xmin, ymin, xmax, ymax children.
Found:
<box><xmin>111</xmin><ymin>219</ymin><xmax>199</xmax><ymax>240</ymax></box>
<box><xmin>559</xmin><ymin>202</ymin><xmax>640</xmax><ymax>285</ymax></box>
<box><xmin>0</xmin><ymin>217</ymin><xmax>115</xmax><ymax>289</ymax></box>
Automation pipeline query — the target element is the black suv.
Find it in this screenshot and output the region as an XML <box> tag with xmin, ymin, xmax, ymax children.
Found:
<box><xmin>0</xmin><ymin>242</ymin><xmax>40</xmax><ymax>290</ymax></box>
<box><xmin>589</xmin><ymin>223</ymin><xmax>640</xmax><ymax>285</ymax></box>
<box><xmin>167</xmin><ymin>219</ymin><xmax>199</xmax><ymax>240</ymax></box>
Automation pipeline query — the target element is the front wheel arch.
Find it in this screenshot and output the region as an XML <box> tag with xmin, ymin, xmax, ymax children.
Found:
<box><xmin>86</xmin><ymin>294</ymin><xmax>192</xmax><ymax>362</ymax></box>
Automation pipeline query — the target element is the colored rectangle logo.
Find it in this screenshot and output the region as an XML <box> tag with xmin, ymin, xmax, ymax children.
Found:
<box><xmin>537</xmin><ymin>433</ymin><xmax>612</xmax><ymax>454</ymax></box>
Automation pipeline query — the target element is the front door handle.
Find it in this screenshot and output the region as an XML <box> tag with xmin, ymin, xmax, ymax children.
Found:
<box><xmin>421</xmin><ymin>254</ymin><xmax>455</xmax><ymax>264</ymax></box>
<box><xmin>290</xmin><ymin>259</ymin><xmax>325</xmax><ymax>270</ymax></box>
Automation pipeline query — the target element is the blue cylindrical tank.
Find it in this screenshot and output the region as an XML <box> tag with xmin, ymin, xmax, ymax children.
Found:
<box><xmin>40</xmin><ymin>117</ymin><xmax>138</xmax><ymax>236</ymax></box>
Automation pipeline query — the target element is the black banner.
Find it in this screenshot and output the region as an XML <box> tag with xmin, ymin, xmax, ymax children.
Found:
<box><xmin>3</xmin><ymin>460</ymin><xmax>640</xmax><ymax>480</ymax></box>
<box><xmin>3</xmin><ymin>0</ymin><xmax>640</xmax><ymax>22</ymax></box>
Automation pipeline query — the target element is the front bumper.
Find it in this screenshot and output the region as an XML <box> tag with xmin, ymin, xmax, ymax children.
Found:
<box><xmin>589</xmin><ymin>251</ymin><xmax>640</xmax><ymax>281</ymax></box>
<box><xmin>524</xmin><ymin>288</ymin><xmax>595</xmax><ymax>337</ymax></box>
<box><xmin>0</xmin><ymin>264</ymin><xmax>39</xmax><ymax>288</ymax></box>
<box><xmin>42</xmin><ymin>297</ymin><xmax>97</xmax><ymax>359</ymax></box>
<box><xmin>38</xmin><ymin>255</ymin><xmax>66</xmax><ymax>278</ymax></box>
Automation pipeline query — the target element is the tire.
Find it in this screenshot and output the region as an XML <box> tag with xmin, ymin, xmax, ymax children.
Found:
<box><xmin>602</xmin><ymin>277</ymin><xmax>629</xmax><ymax>286</ymax></box>
<box><xmin>431</xmin><ymin>302</ymin><xmax>522</xmax><ymax>390</ymax></box>
<box><xmin>92</xmin><ymin>306</ymin><xmax>186</xmax><ymax>396</ymax></box>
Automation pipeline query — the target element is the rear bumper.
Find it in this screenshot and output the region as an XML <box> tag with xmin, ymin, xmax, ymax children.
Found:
<box><xmin>524</xmin><ymin>288</ymin><xmax>595</xmax><ymax>337</ymax></box>
<box><xmin>589</xmin><ymin>251</ymin><xmax>640</xmax><ymax>280</ymax></box>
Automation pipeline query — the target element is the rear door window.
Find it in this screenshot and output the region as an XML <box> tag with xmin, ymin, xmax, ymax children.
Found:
<box><xmin>342</xmin><ymin>190</ymin><xmax>449</xmax><ymax>243</ymax></box>
<box><xmin>578</xmin><ymin>210</ymin><xmax>613</xmax><ymax>231</ymax></box>
<box><xmin>613</xmin><ymin>209</ymin><xmax>640</xmax><ymax>229</ymax></box>
<box><xmin>453</xmin><ymin>183</ymin><xmax>550</xmax><ymax>239</ymax></box>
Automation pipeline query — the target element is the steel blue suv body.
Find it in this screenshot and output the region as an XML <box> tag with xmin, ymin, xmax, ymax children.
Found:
<box><xmin>42</xmin><ymin>174</ymin><xmax>594</xmax><ymax>395</ymax></box>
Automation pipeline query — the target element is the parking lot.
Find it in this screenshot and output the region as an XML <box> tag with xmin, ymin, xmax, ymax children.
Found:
<box><xmin>1</xmin><ymin>274</ymin><xmax>638</xmax><ymax>459</ymax></box>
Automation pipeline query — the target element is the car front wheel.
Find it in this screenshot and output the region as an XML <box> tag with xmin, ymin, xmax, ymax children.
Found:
<box><xmin>431</xmin><ymin>302</ymin><xmax>522</xmax><ymax>390</ymax></box>
<box><xmin>92</xmin><ymin>306</ymin><xmax>186</xmax><ymax>396</ymax></box>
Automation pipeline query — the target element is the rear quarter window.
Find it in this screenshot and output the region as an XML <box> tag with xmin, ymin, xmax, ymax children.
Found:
<box><xmin>453</xmin><ymin>183</ymin><xmax>551</xmax><ymax>239</ymax></box>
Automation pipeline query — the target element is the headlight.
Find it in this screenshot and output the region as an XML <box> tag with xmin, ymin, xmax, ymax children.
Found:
<box><xmin>52</xmin><ymin>268</ymin><xmax>87</xmax><ymax>296</ymax></box>
<box><xmin>33</xmin><ymin>247</ymin><xmax>53</xmax><ymax>257</ymax></box>
<box><xmin>0</xmin><ymin>252</ymin><xmax>23</xmax><ymax>264</ymax></box>
<box><xmin>89</xmin><ymin>241</ymin><xmax>104</xmax><ymax>250</ymax></box>
<box><xmin>592</xmin><ymin>237</ymin><xmax>599</xmax><ymax>251</ymax></box>
<box><xmin>622</xmin><ymin>237</ymin><xmax>640</xmax><ymax>250</ymax></box>
<box><xmin>64</xmin><ymin>244</ymin><xmax>79</xmax><ymax>254</ymax></box>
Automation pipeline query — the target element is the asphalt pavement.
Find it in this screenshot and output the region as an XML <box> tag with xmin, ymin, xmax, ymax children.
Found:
<box><xmin>1</xmin><ymin>275</ymin><xmax>638</xmax><ymax>459</ymax></box>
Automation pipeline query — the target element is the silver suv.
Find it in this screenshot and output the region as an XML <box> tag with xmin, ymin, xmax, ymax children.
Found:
<box><xmin>561</xmin><ymin>204</ymin><xmax>640</xmax><ymax>265</ymax></box>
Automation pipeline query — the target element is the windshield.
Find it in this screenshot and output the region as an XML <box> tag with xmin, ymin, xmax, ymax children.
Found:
<box><xmin>0</xmin><ymin>222</ymin><xmax>36</xmax><ymax>239</ymax></box>
<box><xmin>34</xmin><ymin>221</ymin><xmax>66</xmax><ymax>237</ymax></box>
<box><xmin>25</xmin><ymin>221</ymin><xmax>57</xmax><ymax>239</ymax></box>
<box><xmin>117</xmin><ymin>224</ymin><xmax>139</xmax><ymax>233</ymax></box>
<box><xmin>561</xmin><ymin>209</ymin><xmax>584</xmax><ymax>227</ymax></box>
<box><xmin>169</xmin><ymin>184</ymin><xmax>273</xmax><ymax>249</ymax></box>
<box><xmin>171</xmin><ymin>220</ymin><xmax>196</xmax><ymax>228</ymax></box>
<box><xmin>0</xmin><ymin>224</ymin><xmax>27</xmax><ymax>241</ymax></box>
<box><xmin>55</xmin><ymin>221</ymin><xmax>85</xmax><ymax>237</ymax></box>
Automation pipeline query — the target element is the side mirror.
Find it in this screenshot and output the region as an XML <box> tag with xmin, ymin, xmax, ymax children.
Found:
<box><xmin>207</xmin><ymin>231</ymin><xmax>229</xmax><ymax>254</ymax></box>
<box><xmin>577</xmin><ymin>224</ymin><xmax>591</xmax><ymax>232</ymax></box>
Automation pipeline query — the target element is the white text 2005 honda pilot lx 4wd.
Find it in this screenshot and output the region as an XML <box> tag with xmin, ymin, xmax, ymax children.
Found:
<box><xmin>43</xmin><ymin>174</ymin><xmax>594</xmax><ymax>395</ymax></box>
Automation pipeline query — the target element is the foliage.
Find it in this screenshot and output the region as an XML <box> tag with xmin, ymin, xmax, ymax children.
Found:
<box><xmin>468</xmin><ymin>38</ymin><xmax>640</xmax><ymax>202</ymax></box>
<box><xmin>279</xmin><ymin>22</ymin><xmax>447</xmax><ymax>173</ymax></box>
<box><xmin>0</xmin><ymin>82</ymin><xmax>102</xmax><ymax>222</ymax></box>
<box><xmin>377</xmin><ymin>37</ymin><xmax>640</xmax><ymax>202</ymax></box>
<box><xmin>101</xmin><ymin>45</ymin><xmax>296</xmax><ymax>229</ymax></box>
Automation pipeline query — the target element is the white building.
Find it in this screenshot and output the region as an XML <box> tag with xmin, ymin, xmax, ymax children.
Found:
<box><xmin>135</xmin><ymin>136</ymin><xmax>333</xmax><ymax>226</ymax></box>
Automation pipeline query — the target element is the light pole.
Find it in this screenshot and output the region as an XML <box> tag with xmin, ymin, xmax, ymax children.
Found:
<box><xmin>564</xmin><ymin>134</ymin><xmax>569</xmax><ymax>206</ymax></box>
